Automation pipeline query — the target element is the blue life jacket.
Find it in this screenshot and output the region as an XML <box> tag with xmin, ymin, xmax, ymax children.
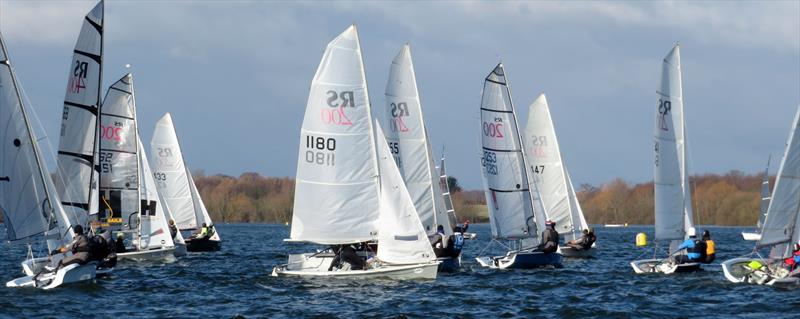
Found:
<box><xmin>677</xmin><ymin>238</ymin><xmax>702</xmax><ymax>260</ymax></box>
<box><xmin>453</xmin><ymin>233</ymin><xmax>464</xmax><ymax>250</ymax></box>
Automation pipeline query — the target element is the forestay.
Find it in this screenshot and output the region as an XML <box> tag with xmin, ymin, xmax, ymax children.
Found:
<box><xmin>137</xmin><ymin>138</ymin><xmax>175</xmax><ymax>250</ymax></box>
<box><xmin>479</xmin><ymin>63</ymin><xmax>538</xmax><ymax>240</ymax></box>
<box><xmin>55</xmin><ymin>1</ymin><xmax>104</xmax><ymax>227</ymax></box>
<box><xmin>98</xmin><ymin>74</ymin><xmax>138</xmax><ymax>222</ymax></box>
<box><xmin>758</xmin><ymin>106</ymin><xmax>800</xmax><ymax>254</ymax></box>
<box><xmin>375</xmin><ymin>122</ymin><xmax>436</xmax><ymax>264</ymax></box>
<box><xmin>290</xmin><ymin>25</ymin><xmax>380</xmax><ymax>244</ymax></box>
<box><xmin>654</xmin><ymin>44</ymin><xmax>693</xmax><ymax>242</ymax></box>
<box><xmin>151</xmin><ymin>113</ymin><xmax>211</xmax><ymax>230</ymax></box>
<box><xmin>384</xmin><ymin>44</ymin><xmax>449</xmax><ymax>236</ymax></box>
<box><xmin>523</xmin><ymin>93</ymin><xmax>587</xmax><ymax>242</ymax></box>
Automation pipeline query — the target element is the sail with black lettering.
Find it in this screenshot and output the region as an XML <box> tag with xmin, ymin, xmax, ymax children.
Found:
<box><xmin>384</xmin><ymin>44</ymin><xmax>450</xmax><ymax>236</ymax></box>
<box><xmin>55</xmin><ymin>1</ymin><xmax>104</xmax><ymax>228</ymax></box>
<box><xmin>479</xmin><ymin>63</ymin><xmax>542</xmax><ymax>241</ymax></box>
<box><xmin>289</xmin><ymin>25</ymin><xmax>380</xmax><ymax>244</ymax></box>
<box><xmin>137</xmin><ymin>138</ymin><xmax>175</xmax><ymax>250</ymax></box>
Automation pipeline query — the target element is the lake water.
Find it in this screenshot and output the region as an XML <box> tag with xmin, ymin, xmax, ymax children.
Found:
<box><xmin>1</xmin><ymin>223</ymin><xmax>797</xmax><ymax>318</ymax></box>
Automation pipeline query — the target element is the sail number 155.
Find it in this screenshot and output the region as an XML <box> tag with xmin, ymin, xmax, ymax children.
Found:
<box><xmin>305</xmin><ymin>135</ymin><xmax>335</xmax><ymax>166</ymax></box>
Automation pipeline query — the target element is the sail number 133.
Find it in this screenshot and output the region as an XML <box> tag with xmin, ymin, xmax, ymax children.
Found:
<box><xmin>305</xmin><ymin>135</ymin><xmax>335</xmax><ymax>166</ymax></box>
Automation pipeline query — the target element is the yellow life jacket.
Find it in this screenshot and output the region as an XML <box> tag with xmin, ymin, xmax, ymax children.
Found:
<box><xmin>706</xmin><ymin>239</ymin><xmax>715</xmax><ymax>255</ymax></box>
<box><xmin>747</xmin><ymin>260</ymin><xmax>763</xmax><ymax>270</ymax></box>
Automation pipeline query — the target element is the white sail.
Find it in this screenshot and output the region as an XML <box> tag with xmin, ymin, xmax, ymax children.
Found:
<box><xmin>384</xmin><ymin>44</ymin><xmax>449</xmax><ymax>236</ymax></box>
<box><xmin>438</xmin><ymin>153</ymin><xmax>458</xmax><ymax>229</ymax></box>
<box><xmin>654</xmin><ymin>44</ymin><xmax>693</xmax><ymax>242</ymax></box>
<box><xmin>757</xmin><ymin>156</ymin><xmax>771</xmax><ymax>230</ymax></box>
<box><xmin>98</xmin><ymin>73</ymin><xmax>139</xmax><ymax>222</ymax></box>
<box><xmin>565</xmin><ymin>169</ymin><xmax>589</xmax><ymax>233</ymax></box>
<box><xmin>523</xmin><ymin>93</ymin><xmax>586</xmax><ymax>241</ymax></box>
<box><xmin>55</xmin><ymin>1</ymin><xmax>103</xmax><ymax>228</ymax></box>
<box><xmin>290</xmin><ymin>25</ymin><xmax>380</xmax><ymax>244</ymax></box>
<box><xmin>375</xmin><ymin>122</ymin><xmax>436</xmax><ymax>264</ymax></box>
<box><xmin>151</xmin><ymin>113</ymin><xmax>210</xmax><ymax>231</ymax></box>
<box><xmin>479</xmin><ymin>63</ymin><xmax>538</xmax><ymax>240</ymax></box>
<box><xmin>137</xmin><ymin>138</ymin><xmax>175</xmax><ymax>250</ymax></box>
<box><xmin>758</xmin><ymin>106</ymin><xmax>800</xmax><ymax>252</ymax></box>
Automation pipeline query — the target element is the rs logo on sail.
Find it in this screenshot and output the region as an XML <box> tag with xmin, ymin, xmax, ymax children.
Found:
<box><xmin>389</xmin><ymin>102</ymin><xmax>410</xmax><ymax>132</ymax></box>
<box><xmin>68</xmin><ymin>60</ymin><xmax>89</xmax><ymax>94</ymax></box>
<box><xmin>658</xmin><ymin>99</ymin><xmax>671</xmax><ymax>132</ymax></box>
<box><xmin>321</xmin><ymin>90</ymin><xmax>354</xmax><ymax>126</ymax></box>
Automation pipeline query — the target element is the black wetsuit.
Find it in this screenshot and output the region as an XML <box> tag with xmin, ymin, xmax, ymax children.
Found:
<box><xmin>329</xmin><ymin>245</ymin><xmax>365</xmax><ymax>271</ymax></box>
<box><xmin>538</xmin><ymin>227</ymin><xmax>559</xmax><ymax>254</ymax></box>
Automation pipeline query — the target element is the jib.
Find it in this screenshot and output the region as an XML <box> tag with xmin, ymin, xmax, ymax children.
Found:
<box><xmin>326</xmin><ymin>91</ymin><xmax>355</xmax><ymax>108</ymax></box>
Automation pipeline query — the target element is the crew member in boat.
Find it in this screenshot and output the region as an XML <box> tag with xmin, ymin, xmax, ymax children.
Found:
<box><xmin>566</xmin><ymin>229</ymin><xmax>596</xmax><ymax>251</ymax></box>
<box><xmin>447</xmin><ymin>226</ymin><xmax>465</xmax><ymax>257</ymax></box>
<box><xmin>701</xmin><ymin>230</ymin><xmax>715</xmax><ymax>264</ymax></box>
<box><xmin>328</xmin><ymin>244</ymin><xmax>365</xmax><ymax>271</ymax></box>
<box><xmin>56</xmin><ymin>225</ymin><xmax>91</xmax><ymax>267</ymax></box>
<box><xmin>537</xmin><ymin>220</ymin><xmax>559</xmax><ymax>253</ymax></box>
<box><xmin>194</xmin><ymin>223</ymin><xmax>210</xmax><ymax>239</ymax></box>
<box><xmin>115</xmin><ymin>232</ymin><xmax>127</xmax><ymax>253</ymax></box>
<box><xmin>673</xmin><ymin>229</ymin><xmax>705</xmax><ymax>264</ymax></box>
<box><xmin>462</xmin><ymin>220</ymin><xmax>470</xmax><ymax>233</ymax></box>
<box><xmin>783</xmin><ymin>243</ymin><xmax>800</xmax><ymax>271</ymax></box>
<box><xmin>429</xmin><ymin>225</ymin><xmax>448</xmax><ymax>257</ymax></box>
<box><xmin>168</xmin><ymin>219</ymin><xmax>178</xmax><ymax>240</ymax></box>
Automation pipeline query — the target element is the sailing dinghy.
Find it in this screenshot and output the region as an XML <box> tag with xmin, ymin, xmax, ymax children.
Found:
<box><xmin>438</xmin><ymin>152</ymin><xmax>475</xmax><ymax>240</ymax></box>
<box><xmin>384</xmin><ymin>44</ymin><xmax>462</xmax><ymax>271</ymax></box>
<box><xmin>3</xmin><ymin>3</ymin><xmax>112</xmax><ymax>290</ymax></box>
<box><xmin>741</xmin><ymin>156</ymin><xmax>770</xmax><ymax>241</ymax></box>
<box><xmin>721</xmin><ymin>106</ymin><xmax>800</xmax><ymax>285</ymax></box>
<box><xmin>523</xmin><ymin>93</ymin><xmax>595</xmax><ymax>258</ymax></box>
<box><xmin>474</xmin><ymin>63</ymin><xmax>562</xmax><ymax>269</ymax></box>
<box><xmin>630</xmin><ymin>44</ymin><xmax>701</xmax><ymax>274</ymax></box>
<box><xmin>271</xmin><ymin>25</ymin><xmax>439</xmax><ymax>279</ymax></box>
<box><xmin>151</xmin><ymin>113</ymin><xmax>220</xmax><ymax>252</ymax></box>
<box><xmin>98</xmin><ymin>74</ymin><xmax>176</xmax><ymax>262</ymax></box>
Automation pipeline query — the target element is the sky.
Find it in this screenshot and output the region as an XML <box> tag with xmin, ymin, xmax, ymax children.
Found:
<box><xmin>1</xmin><ymin>0</ymin><xmax>798</xmax><ymax>189</ymax></box>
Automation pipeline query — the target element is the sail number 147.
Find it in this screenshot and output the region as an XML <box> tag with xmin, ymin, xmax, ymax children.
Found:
<box><xmin>305</xmin><ymin>135</ymin><xmax>335</xmax><ymax>166</ymax></box>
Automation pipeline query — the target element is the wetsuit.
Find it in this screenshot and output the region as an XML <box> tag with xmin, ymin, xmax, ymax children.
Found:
<box><xmin>329</xmin><ymin>245</ymin><xmax>365</xmax><ymax>271</ymax></box>
<box><xmin>59</xmin><ymin>235</ymin><xmax>91</xmax><ymax>267</ymax></box>
<box><xmin>115</xmin><ymin>238</ymin><xmax>127</xmax><ymax>253</ymax></box>
<box><xmin>448</xmin><ymin>232</ymin><xmax>464</xmax><ymax>257</ymax></box>
<box><xmin>429</xmin><ymin>233</ymin><xmax>444</xmax><ymax>257</ymax></box>
<box><xmin>169</xmin><ymin>224</ymin><xmax>178</xmax><ymax>239</ymax></box>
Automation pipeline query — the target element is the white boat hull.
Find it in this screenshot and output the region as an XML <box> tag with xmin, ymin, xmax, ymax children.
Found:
<box><xmin>117</xmin><ymin>247</ymin><xmax>177</xmax><ymax>262</ymax></box>
<box><xmin>721</xmin><ymin>257</ymin><xmax>800</xmax><ymax>285</ymax></box>
<box><xmin>476</xmin><ymin>250</ymin><xmax>563</xmax><ymax>269</ymax></box>
<box><xmin>272</xmin><ymin>253</ymin><xmax>439</xmax><ymax>280</ymax></box>
<box><xmin>558</xmin><ymin>245</ymin><xmax>597</xmax><ymax>258</ymax></box>
<box><xmin>741</xmin><ymin>232</ymin><xmax>761</xmax><ymax>241</ymax></box>
<box><xmin>7</xmin><ymin>262</ymin><xmax>97</xmax><ymax>290</ymax></box>
<box><xmin>630</xmin><ymin>258</ymin><xmax>701</xmax><ymax>274</ymax></box>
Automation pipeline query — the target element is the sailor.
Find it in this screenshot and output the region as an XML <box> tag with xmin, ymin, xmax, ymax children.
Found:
<box><xmin>783</xmin><ymin>243</ymin><xmax>800</xmax><ymax>271</ymax></box>
<box><xmin>462</xmin><ymin>220</ymin><xmax>470</xmax><ymax>233</ymax></box>
<box><xmin>447</xmin><ymin>226</ymin><xmax>465</xmax><ymax>257</ymax></box>
<box><xmin>674</xmin><ymin>229</ymin><xmax>705</xmax><ymax>264</ymax></box>
<box><xmin>429</xmin><ymin>225</ymin><xmax>447</xmax><ymax>257</ymax></box>
<box><xmin>195</xmin><ymin>223</ymin><xmax>209</xmax><ymax>239</ymax></box>
<box><xmin>566</xmin><ymin>229</ymin><xmax>596</xmax><ymax>250</ymax></box>
<box><xmin>115</xmin><ymin>232</ymin><xmax>127</xmax><ymax>253</ymax></box>
<box><xmin>58</xmin><ymin>225</ymin><xmax>91</xmax><ymax>267</ymax></box>
<box><xmin>538</xmin><ymin>220</ymin><xmax>559</xmax><ymax>254</ymax></box>
<box><xmin>328</xmin><ymin>244</ymin><xmax>365</xmax><ymax>271</ymax></box>
<box><xmin>702</xmin><ymin>230</ymin><xmax>715</xmax><ymax>264</ymax></box>
<box><xmin>168</xmin><ymin>219</ymin><xmax>178</xmax><ymax>240</ymax></box>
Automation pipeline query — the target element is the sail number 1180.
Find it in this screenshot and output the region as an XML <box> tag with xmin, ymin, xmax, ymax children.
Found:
<box><xmin>305</xmin><ymin>135</ymin><xmax>336</xmax><ymax>166</ymax></box>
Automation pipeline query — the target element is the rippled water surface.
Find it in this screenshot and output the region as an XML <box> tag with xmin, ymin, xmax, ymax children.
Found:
<box><xmin>1</xmin><ymin>224</ymin><xmax>798</xmax><ymax>318</ymax></box>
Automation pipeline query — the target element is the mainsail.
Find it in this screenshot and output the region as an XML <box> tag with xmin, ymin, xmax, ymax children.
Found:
<box><xmin>523</xmin><ymin>93</ymin><xmax>588</xmax><ymax>242</ymax></box>
<box><xmin>55</xmin><ymin>1</ymin><xmax>104</xmax><ymax>228</ymax></box>
<box><xmin>289</xmin><ymin>25</ymin><xmax>380</xmax><ymax>244</ymax></box>
<box><xmin>479</xmin><ymin>63</ymin><xmax>540</xmax><ymax>240</ymax></box>
<box><xmin>757</xmin><ymin>156</ymin><xmax>771</xmax><ymax>230</ymax></box>
<box><xmin>375</xmin><ymin>122</ymin><xmax>436</xmax><ymax>264</ymax></box>
<box><xmin>384</xmin><ymin>44</ymin><xmax>450</xmax><ymax>236</ymax></box>
<box><xmin>757</xmin><ymin>106</ymin><xmax>800</xmax><ymax>254</ymax></box>
<box><xmin>98</xmin><ymin>73</ymin><xmax>138</xmax><ymax>224</ymax></box>
<box><xmin>654</xmin><ymin>44</ymin><xmax>693</xmax><ymax>242</ymax></box>
<box><xmin>439</xmin><ymin>153</ymin><xmax>458</xmax><ymax>229</ymax></box>
<box><xmin>150</xmin><ymin>113</ymin><xmax>212</xmax><ymax>231</ymax></box>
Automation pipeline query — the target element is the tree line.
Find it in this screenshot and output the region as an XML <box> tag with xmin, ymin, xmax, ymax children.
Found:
<box><xmin>0</xmin><ymin>170</ymin><xmax>770</xmax><ymax>226</ymax></box>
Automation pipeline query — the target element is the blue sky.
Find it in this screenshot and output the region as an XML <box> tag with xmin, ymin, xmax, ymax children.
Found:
<box><xmin>1</xmin><ymin>0</ymin><xmax>798</xmax><ymax>189</ymax></box>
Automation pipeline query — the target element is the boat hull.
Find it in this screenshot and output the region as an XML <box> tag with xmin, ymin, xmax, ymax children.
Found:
<box><xmin>630</xmin><ymin>258</ymin><xmax>701</xmax><ymax>274</ymax></box>
<box><xmin>437</xmin><ymin>256</ymin><xmax>461</xmax><ymax>272</ymax></box>
<box><xmin>721</xmin><ymin>257</ymin><xmax>800</xmax><ymax>285</ymax></box>
<box><xmin>117</xmin><ymin>247</ymin><xmax>177</xmax><ymax>262</ymax></box>
<box><xmin>741</xmin><ymin>232</ymin><xmax>761</xmax><ymax>241</ymax></box>
<box><xmin>173</xmin><ymin>243</ymin><xmax>188</xmax><ymax>257</ymax></box>
<box><xmin>476</xmin><ymin>250</ymin><xmax>563</xmax><ymax>269</ymax></box>
<box><xmin>185</xmin><ymin>237</ymin><xmax>221</xmax><ymax>252</ymax></box>
<box><xmin>7</xmin><ymin>262</ymin><xmax>97</xmax><ymax>290</ymax></box>
<box><xmin>558</xmin><ymin>245</ymin><xmax>597</xmax><ymax>258</ymax></box>
<box><xmin>272</xmin><ymin>253</ymin><xmax>439</xmax><ymax>280</ymax></box>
